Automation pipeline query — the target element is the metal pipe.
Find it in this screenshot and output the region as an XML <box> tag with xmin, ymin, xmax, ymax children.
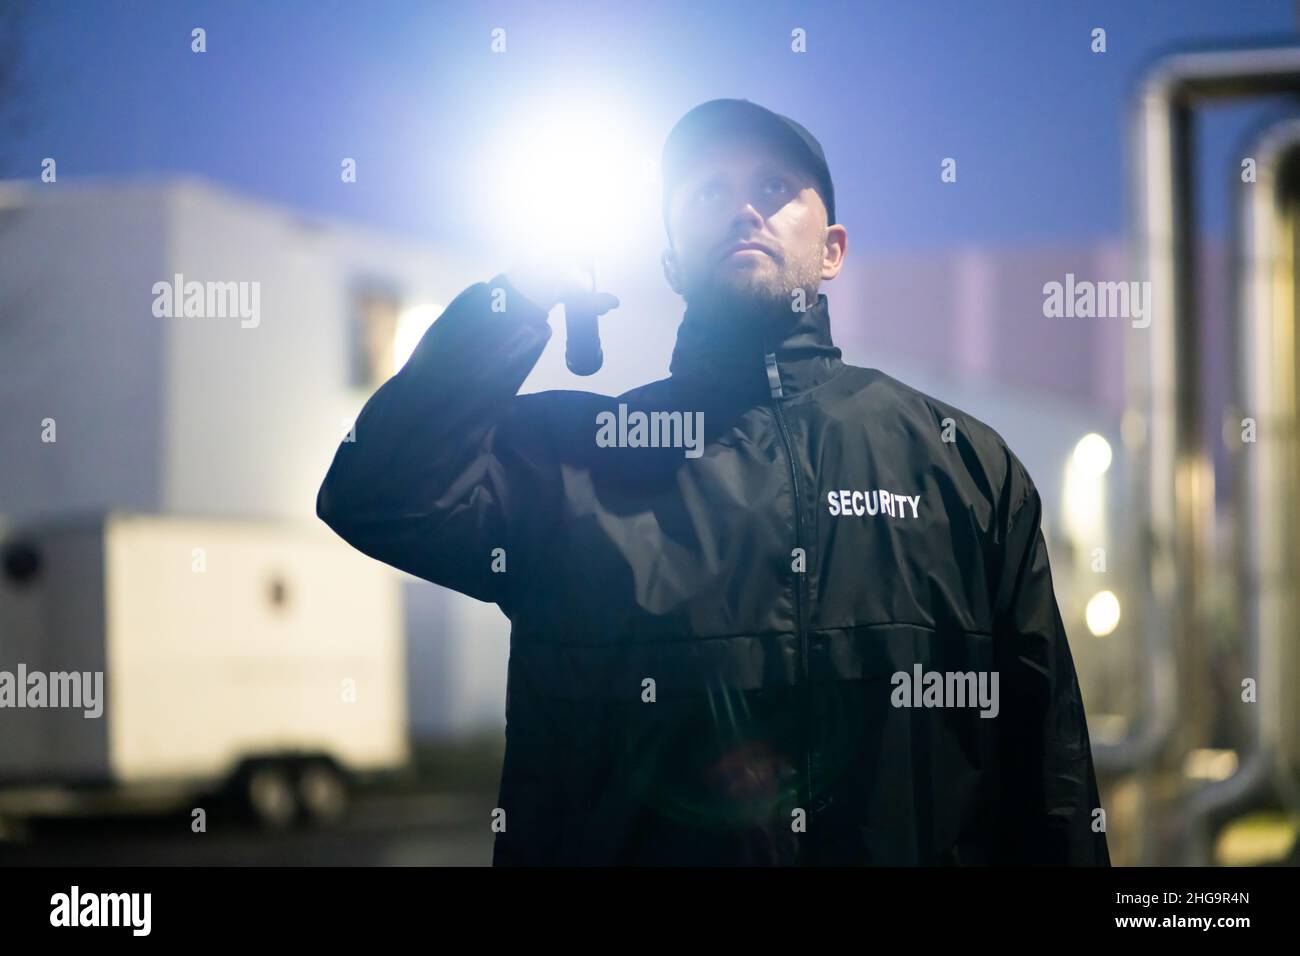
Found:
<box><xmin>1112</xmin><ymin>42</ymin><xmax>1300</xmax><ymax>864</ymax></box>
<box><xmin>1176</xmin><ymin>115</ymin><xmax>1300</xmax><ymax>865</ymax></box>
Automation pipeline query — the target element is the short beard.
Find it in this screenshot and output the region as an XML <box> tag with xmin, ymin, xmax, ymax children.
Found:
<box><xmin>681</xmin><ymin>240</ymin><xmax>824</xmax><ymax>323</ymax></box>
<box><xmin>687</xmin><ymin>280</ymin><xmax>788</xmax><ymax>326</ymax></box>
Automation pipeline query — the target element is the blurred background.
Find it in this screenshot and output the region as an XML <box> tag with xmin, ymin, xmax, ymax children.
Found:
<box><xmin>1</xmin><ymin>0</ymin><xmax>1298</xmax><ymax>866</ymax></box>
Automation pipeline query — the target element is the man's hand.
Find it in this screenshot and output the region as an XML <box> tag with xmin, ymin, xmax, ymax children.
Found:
<box><xmin>505</xmin><ymin>256</ymin><xmax>620</xmax><ymax>317</ymax></box>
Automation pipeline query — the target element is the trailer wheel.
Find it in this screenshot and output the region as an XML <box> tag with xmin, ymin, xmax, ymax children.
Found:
<box><xmin>295</xmin><ymin>761</ymin><xmax>348</xmax><ymax>826</ymax></box>
<box><xmin>242</xmin><ymin>763</ymin><xmax>298</xmax><ymax>830</ymax></box>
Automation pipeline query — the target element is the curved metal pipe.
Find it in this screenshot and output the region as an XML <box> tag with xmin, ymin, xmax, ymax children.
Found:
<box><xmin>1177</xmin><ymin>114</ymin><xmax>1300</xmax><ymax>865</ymax></box>
<box><xmin>1106</xmin><ymin>41</ymin><xmax>1300</xmax><ymax>864</ymax></box>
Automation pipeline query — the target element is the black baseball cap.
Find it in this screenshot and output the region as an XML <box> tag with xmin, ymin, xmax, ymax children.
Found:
<box><xmin>661</xmin><ymin>98</ymin><xmax>837</xmax><ymax>233</ymax></box>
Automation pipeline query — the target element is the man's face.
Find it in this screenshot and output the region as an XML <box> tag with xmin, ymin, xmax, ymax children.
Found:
<box><xmin>663</xmin><ymin>134</ymin><xmax>844</xmax><ymax>314</ymax></box>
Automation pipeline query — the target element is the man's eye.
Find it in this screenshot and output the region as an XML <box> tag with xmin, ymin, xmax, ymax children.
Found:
<box><xmin>765</xmin><ymin>178</ymin><xmax>790</xmax><ymax>194</ymax></box>
<box><xmin>696</xmin><ymin>184</ymin><xmax>723</xmax><ymax>202</ymax></box>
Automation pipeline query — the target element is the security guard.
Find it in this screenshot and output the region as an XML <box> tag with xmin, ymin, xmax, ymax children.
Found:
<box><xmin>317</xmin><ymin>98</ymin><xmax>1110</xmax><ymax>866</ymax></box>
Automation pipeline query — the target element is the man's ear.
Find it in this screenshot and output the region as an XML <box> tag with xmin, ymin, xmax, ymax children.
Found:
<box><xmin>662</xmin><ymin>246</ymin><xmax>684</xmax><ymax>295</ymax></box>
<box><xmin>821</xmin><ymin>223</ymin><xmax>848</xmax><ymax>280</ymax></box>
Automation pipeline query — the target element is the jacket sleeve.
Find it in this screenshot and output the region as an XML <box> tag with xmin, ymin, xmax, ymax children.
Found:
<box><xmin>990</xmin><ymin>481</ymin><xmax>1111</xmax><ymax>865</ymax></box>
<box><xmin>315</xmin><ymin>273</ymin><xmax>555</xmax><ymax>612</ymax></box>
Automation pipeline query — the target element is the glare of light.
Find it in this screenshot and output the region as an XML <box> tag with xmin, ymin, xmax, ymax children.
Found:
<box><xmin>1215</xmin><ymin>812</ymin><xmax>1299</xmax><ymax>866</ymax></box>
<box><xmin>1085</xmin><ymin>590</ymin><xmax>1121</xmax><ymax>636</ymax></box>
<box><xmin>1072</xmin><ymin>433</ymin><xmax>1113</xmax><ymax>477</ymax></box>
<box><xmin>1063</xmin><ymin>439</ymin><xmax>1108</xmax><ymax>548</ymax></box>
<box><xmin>392</xmin><ymin>304</ymin><xmax>440</xmax><ymax>373</ymax></box>
<box><xmin>484</xmin><ymin>96</ymin><xmax>660</xmax><ymax>265</ymax></box>
<box><xmin>1184</xmin><ymin>748</ymin><xmax>1239</xmax><ymax>781</ymax></box>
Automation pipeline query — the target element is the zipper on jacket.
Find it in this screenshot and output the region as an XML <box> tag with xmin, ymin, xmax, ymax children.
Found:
<box><xmin>764</xmin><ymin>350</ymin><xmax>816</xmax><ymax>820</ymax></box>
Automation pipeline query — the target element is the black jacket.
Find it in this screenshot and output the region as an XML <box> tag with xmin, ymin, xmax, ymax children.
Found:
<box><xmin>316</xmin><ymin>273</ymin><xmax>1111</xmax><ymax>866</ymax></box>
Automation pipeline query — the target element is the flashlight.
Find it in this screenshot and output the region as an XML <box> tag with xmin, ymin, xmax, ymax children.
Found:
<box><xmin>564</xmin><ymin>259</ymin><xmax>605</xmax><ymax>376</ymax></box>
<box><xmin>564</xmin><ymin>303</ymin><xmax>604</xmax><ymax>375</ymax></box>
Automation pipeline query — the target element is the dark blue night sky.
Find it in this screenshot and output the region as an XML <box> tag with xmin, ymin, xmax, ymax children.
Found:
<box><xmin>6</xmin><ymin>0</ymin><xmax>1296</xmax><ymax>252</ymax></box>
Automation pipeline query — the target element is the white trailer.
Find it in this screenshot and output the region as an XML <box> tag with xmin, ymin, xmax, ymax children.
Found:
<box><xmin>0</xmin><ymin>511</ymin><xmax>409</xmax><ymax>829</ymax></box>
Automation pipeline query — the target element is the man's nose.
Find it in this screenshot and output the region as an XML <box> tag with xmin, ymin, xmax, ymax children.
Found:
<box><xmin>718</xmin><ymin>203</ymin><xmax>766</xmax><ymax>247</ymax></box>
<box><xmin>727</xmin><ymin>200</ymin><xmax>764</xmax><ymax>229</ymax></box>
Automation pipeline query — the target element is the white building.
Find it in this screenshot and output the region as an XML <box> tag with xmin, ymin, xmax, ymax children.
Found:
<box><xmin>0</xmin><ymin>177</ymin><xmax>525</xmax><ymax>739</ymax></box>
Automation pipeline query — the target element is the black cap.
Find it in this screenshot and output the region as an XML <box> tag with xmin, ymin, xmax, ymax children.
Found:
<box><xmin>661</xmin><ymin>98</ymin><xmax>836</xmax><ymax>233</ymax></box>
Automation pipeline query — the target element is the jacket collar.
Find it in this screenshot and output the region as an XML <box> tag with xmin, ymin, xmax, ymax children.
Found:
<box><xmin>668</xmin><ymin>289</ymin><xmax>844</xmax><ymax>400</ymax></box>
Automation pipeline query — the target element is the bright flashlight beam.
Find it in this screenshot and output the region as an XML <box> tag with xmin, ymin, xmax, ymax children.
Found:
<box><xmin>485</xmin><ymin>97</ymin><xmax>660</xmax><ymax>265</ymax></box>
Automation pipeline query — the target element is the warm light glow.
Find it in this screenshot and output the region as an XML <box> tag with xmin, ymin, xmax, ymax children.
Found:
<box><xmin>1085</xmin><ymin>590</ymin><xmax>1121</xmax><ymax>636</ymax></box>
<box><xmin>1215</xmin><ymin>812</ymin><xmax>1299</xmax><ymax>866</ymax></box>
<box><xmin>1072</xmin><ymin>433</ymin><xmax>1113</xmax><ymax>476</ymax></box>
<box><xmin>392</xmin><ymin>304</ymin><xmax>440</xmax><ymax>373</ymax></box>
<box><xmin>1063</xmin><ymin>432</ymin><xmax>1111</xmax><ymax>547</ymax></box>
